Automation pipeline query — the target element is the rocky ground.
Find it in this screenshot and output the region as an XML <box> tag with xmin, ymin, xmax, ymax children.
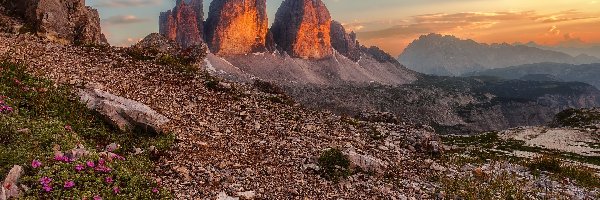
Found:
<box><xmin>1</xmin><ymin>22</ymin><xmax>599</xmax><ymax>199</ymax></box>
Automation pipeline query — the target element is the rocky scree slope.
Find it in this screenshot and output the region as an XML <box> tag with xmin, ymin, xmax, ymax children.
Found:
<box><xmin>1</xmin><ymin>32</ymin><xmax>599</xmax><ymax>199</ymax></box>
<box><xmin>285</xmin><ymin>76</ymin><xmax>600</xmax><ymax>134</ymax></box>
<box><xmin>0</xmin><ymin>31</ymin><xmax>446</xmax><ymax>199</ymax></box>
<box><xmin>399</xmin><ymin>33</ymin><xmax>600</xmax><ymax>76</ymax></box>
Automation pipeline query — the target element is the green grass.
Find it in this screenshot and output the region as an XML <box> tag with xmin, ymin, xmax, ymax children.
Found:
<box><xmin>0</xmin><ymin>61</ymin><xmax>173</xmax><ymax>198</ymax></box>
<box><xmin>527</xmin><ymin>156</ymin><xmax>600</xmax><ymax>189</ymax></box>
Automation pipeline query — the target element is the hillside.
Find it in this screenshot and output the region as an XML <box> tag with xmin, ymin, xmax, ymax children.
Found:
<box><xmin>1</xmin><ymin>0</ymin><xmax>599</xmax><ymax>199</ymax></box>
<box><xmin>464</xmin><ymin>63</ymin><xmax>600</xmax><ymax>89</ymax></box>
<box><xmin>398</xmin><ymin>34</ymin><xmax>600</xmax><ymax>76</ymax></box>
<box><xmin>285</xmin><ymin>76</ymin><xmax>600</xmax><ymax>135</ymax></box>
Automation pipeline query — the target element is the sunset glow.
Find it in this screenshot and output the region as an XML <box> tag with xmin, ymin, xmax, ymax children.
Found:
<box><xmin>90</xmin><ymin>0</ymin><xmax>600</xmax><ymax>56</ymax></box>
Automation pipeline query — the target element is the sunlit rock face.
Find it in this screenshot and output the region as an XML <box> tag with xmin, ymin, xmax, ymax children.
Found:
<box><xmin>159</xmin><ymin>0</ymin><xmax>203</xmax><ymax>48</ymax></box>
<box><xmin>330</xmin><ymin>20</ymin><xmax>360</xmax><ymax>61</ymax></box>
<box><xmin>204</xmin><ymin>0</ymin><xmax>269</xmax><ymax>55</ymax></box>
<box><xmin>271</xmin><ymin>0</ymin><xmax>332</xmax><ymax>59</ymax></box>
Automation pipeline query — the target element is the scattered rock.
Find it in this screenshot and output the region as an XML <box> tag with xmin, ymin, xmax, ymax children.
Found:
<box><xmin>236</xmin><ymin>190</ymin><xmax>256</xmax><ymax>199</ymax></box>
<box><xmin>344</xmin><ymin>150</ymin><xmax>388</xmax><ymax>174</ymax></box>
<box><xmin>217</xmin><ymin>191</ymin><xmax>239</xmax><ymax>200</ymax></box>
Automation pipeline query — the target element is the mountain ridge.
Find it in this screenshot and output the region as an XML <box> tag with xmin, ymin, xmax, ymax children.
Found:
<box><xmin>398</xmin><ymin>33</ymin><xmax>600</xmax><ymax>76</ymax></box>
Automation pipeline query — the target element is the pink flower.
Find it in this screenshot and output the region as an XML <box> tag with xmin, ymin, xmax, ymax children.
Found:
<box><xmin>98</xmin><ymin>158</ymin><xmax>106</xmax><ymax>166</ymax></box>
<box><xmin>39</xmin><ymin>177</ymin><xmax>52</xmax><ymax>185</ymax></box>
<box><xmin>112</xmin><ymin>186</ymin><xmax>120</xmax><ymax>194</ymax></box>
<box><xmin>54</xmin><ymin>155</ymin><xmax>66</xmax><ymax>162</ymax></box>
<box><xmin>86</xmin><ymin>161</ymin><xmax>95</xmax><ymax>168</ymax></box>
<box><xmin>31</xmin><ymin>160</ymin><xmax>42</xmax><ymax>168</ymax></box>
<box><xmin>75</xmin><ymin>164</ymin><xmax>85</xmax><ymax>172</ymax></box>
<box><xmin>95</xmin><ymin>165</ymin><xmax>112</xmax><ymax>173</ymax></box>
<box><xmin>64</xmin><ymin>181</ymin><xmax>75</xmax><ymax>189</ymax></box>
<box><xmin>42</xmin><ymin>185</ymin><xmax>53</xmax><ymax>192</ymax></box>
<box><xmin>105</xmin><ymin>177</ymin><xmax>113</xmax><ymax>184</ymax></box>
<box><xmin>64</xmin><ymin>125</ymin><xmax>72</xmax><ymax>132</ymax></box>
<box><xmin>93</xmin><ymin>195</ymin><xmax>102</xmax><ymax>200</ymax></box>
<box><xmin>152</xmin><ymin>188</ymin><xmax>159</xmax><ymax>193</ymax></box>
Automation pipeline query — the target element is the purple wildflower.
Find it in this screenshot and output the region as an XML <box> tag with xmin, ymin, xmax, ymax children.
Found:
<box><xmin>64</xmin><ymin>181</ymin><xmax>75</xmax><ymax>189</ymax></box>
<box><xmin>31</xmin><ymin>160</ymin><xmax>42</xmax><ymax>168</ymax></box>
<box><xmin>98</xmin><ymin>158</ymin><xmax>106</xmax><ymax>165</ymax></box>
<box><xmin>86</xmin><ymin>160</ymin><xmax>95</xmax><ymax>168</ymax></box>
<box><xmin>39</xmin><ymin>177</ymin><xmax>52</xmax><ymax>185</ymax></box>
<box><xmin>42</xmin><ymin>185</ymin><xmax>53</xmax><ymax>192</ymax></box>
<box><xmin>93</xmin><ymin>195</ymin><xmax>102</xmax><ymax>200</ymax></box>
<box><xmin>75</xmin><ymin>164</ymin><xmax>85</xmax><ymax>172</ymax></box>
<box><xmin>152</xmin><ymin>188</ymin><xmax>159</xmax><ymax>193</ymax></box>
<box><xmin>105</xmin><ymin>177</ymin><xmax>113</xmax><ymax>184</ymax></box>
<box><xmin>54</xmin><ymin>155</ymin><xmax>65</xmax><ymax>162</ymax></box>
<box><xmin>113</xmin><ymin>186</ymin><xmax>120</xmax><ymax>194</ymax></box>
<box><xmin>95</xmin><ymin>165</ymin><xmax>112</xmax><ymax>173</ymax></box>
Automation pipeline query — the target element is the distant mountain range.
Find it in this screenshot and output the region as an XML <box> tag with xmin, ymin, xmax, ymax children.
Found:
<box><xmin>398</xmin><ymin>34</ymin><xmax>600</xmax><ymax>76</ymax></box>
<box><xmin>519</xmin><ymin>41</ymin><xmax>600</xmax><ymax>60</ymax></box>
<box><xmin>464</xmin><ymin>63</ymin><xmax>600</xmax><ymax>89</ymax></box>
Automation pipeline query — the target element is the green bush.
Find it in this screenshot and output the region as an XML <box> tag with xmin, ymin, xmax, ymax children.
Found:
<box><xmin>318</xmin><ymin>148</ymin><xmax>350</xmax><ymax>182</ymax></box>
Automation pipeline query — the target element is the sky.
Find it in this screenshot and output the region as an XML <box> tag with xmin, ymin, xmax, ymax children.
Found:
<box><xmin>89</xmin><ymin>0</ymin><xmax>600</xmax><ymax>56</ymax></box>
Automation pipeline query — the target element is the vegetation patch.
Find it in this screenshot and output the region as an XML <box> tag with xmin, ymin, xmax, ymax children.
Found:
<box><xmin>552</xmin><ymin>108</ymin><xmax>600</xmax><ymax>129</ymax></box>
<box><xmin>318</xmin><ymin>148</ymin><xmax>350</xmax><ymax>182</ymax></box>
<box><xmin>527</xmin><ymin>156</ymin><xmax>600</xmax><ymax>189</ymax></box>
<box><xmin>0</xmin><ymin>62</ymin><xmax>173</xmax><ymax>199</ymax></box>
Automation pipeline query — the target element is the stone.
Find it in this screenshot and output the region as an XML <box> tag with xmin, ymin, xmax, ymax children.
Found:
<box><xmin>271</xmin><ymin>0</ymin><xmax>333</xmax><ymax>59</ymax></box>
<box><xmin>429</xmin><ymin>162</ymin><xmax>446</xmax><ymax>171</ymax></box>
<box><xmin>217</xmin><ymin>191</ymin><xmax>239</xmax><ymax>200</ymax></box>
<box><xmin>330</xmin><ymin>20</ymin><xmax>360</xmax><ymax>61</ymax></box>
<box><xmin>1</xmin><ymin>165</ymin><xmax>23</xmax><ymax>200</ymax></box>
<box><xmin>344</xmin><ymin>150</ymin><xmax>387</xmax><ymax>174</ymax></box>
<box><xmin>159</xmin><ymin>0</ymin><xmax>204</xmax><ymax>48</ymax></box>
<box><xmin>8</xmin><ymin>0</ymin><xmax>107</xmax><ymax>45</ymax></box>
<box><xmin>204</xmin><ymin>0</ymin><xmax>269</xmax><ymax>55</ymax></box>
<box><xmin>78</xmin><ymin>87</ymin><xmax>170</xmax><ymax>135</ymax></box>
<box><xmin>236</xmin><ymin>191</ymin><xmax>256</xmax><ymax>199</ymax></box>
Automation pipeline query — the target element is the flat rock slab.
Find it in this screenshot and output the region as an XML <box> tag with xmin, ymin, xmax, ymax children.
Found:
<box><xmin>79</xmin><ymin>87</ymin><xmax>170</xmax><ymax>135</ymax></box>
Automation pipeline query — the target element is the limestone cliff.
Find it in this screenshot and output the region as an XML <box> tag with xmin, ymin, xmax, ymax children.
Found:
<box><xmin>159</xmin><ymin>0</ymin><xmax>203</xmax><ymax>48</ymax></box>
<box><xmin>7</xmin><ymin>0</ymin><xmax>106</xmax><ymax>45</ymax></box>
<box><xmin>271</xmin><ymin>0</ymin><xmax>332</xmax><ymax>59</ymax></box>
<box><xmin>204</xmin><ymin>0</ymin><xmax>269</xmax><ymax>55</ymax></box>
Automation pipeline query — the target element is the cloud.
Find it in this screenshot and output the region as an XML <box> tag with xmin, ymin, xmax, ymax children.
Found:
<box><xmin>102</xmin><ymin>15</ymin><xmax>148</xmax><ymax>25</ymax></box>
<box><xmin>93</xmin><ymin>0</ymin><xmax>162</xmax><ymax>8</ymax></box>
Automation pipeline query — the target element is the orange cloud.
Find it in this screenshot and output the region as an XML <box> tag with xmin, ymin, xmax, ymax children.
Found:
<box><xmin>353</xmin><ymin>10</ymin><xmax>600</xmax><ymax>56</ymax></box>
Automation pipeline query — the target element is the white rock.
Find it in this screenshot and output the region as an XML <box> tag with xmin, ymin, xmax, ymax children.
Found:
<box><xmin>236</xmin><ymin>191</ymin><xmax>256</xmax><ymax>199</ymax></box>
<box><xmin>217</xmin><ymin>191</ymin><xmax>239</xmax><ymax>200</ymax></box>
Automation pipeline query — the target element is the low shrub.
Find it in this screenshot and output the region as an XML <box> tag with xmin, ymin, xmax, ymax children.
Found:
<box><xmin>318</xmin><ymin>148</ymin><xmax>350</xmax><ymax>182</ymax></box>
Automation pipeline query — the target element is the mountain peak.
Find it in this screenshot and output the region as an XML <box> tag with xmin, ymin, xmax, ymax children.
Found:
<box><xmin>271</xmin><ymin>0</ymin><xmax>333</xmax><ymax>59</ymax></box>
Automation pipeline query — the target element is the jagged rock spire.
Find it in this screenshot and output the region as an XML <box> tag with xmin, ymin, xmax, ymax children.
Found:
<box><xmin>271</xmin><ymin>0</ymin><xmax>333</xmax><ymax>59</ymax></box>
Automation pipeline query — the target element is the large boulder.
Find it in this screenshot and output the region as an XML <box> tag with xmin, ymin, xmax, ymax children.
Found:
<box><xmin>270</xmin><ymin>0</ymin><xmax>332</xmax><ymax>59</ymax></box>
<box><xmin>7</xmin><ymin>0</ymin><xmax>106</xmax><ymax>45</ymax></box>
<box><xmin>330</xmin><ymin>21</ymin><xmax>360</xmax><ymax>61</ymax></box>
<box><xmin>79</xmin><ymin>87</ymin><xmax>170</xmax><ymax>135</ymax></box>
<box><xmin>204</xmin><ymin>0</ymin><xmax>269</xmax><ymax>55</ymax></box>
<box><xmin>159</xmin><ymin>0</ymin><xmax>204</xmax><ymax>48</ymax></box>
